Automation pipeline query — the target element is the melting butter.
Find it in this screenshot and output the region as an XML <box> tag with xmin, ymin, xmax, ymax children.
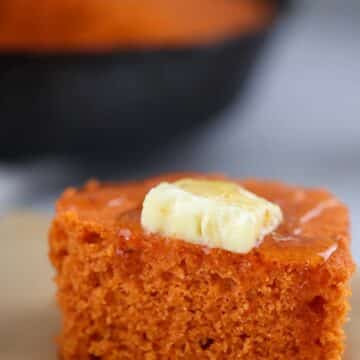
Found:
<box><xmin>141</xmin><ymin>179</ymin><xmax>283</xmax><ymax>253</ymax></box>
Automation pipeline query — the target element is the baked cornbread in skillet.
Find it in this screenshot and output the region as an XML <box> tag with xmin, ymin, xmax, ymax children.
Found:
<box><xmin>49</xmin><ymin>173</ymin><xmax>354</xmax><ymax>359</ymax></box>
<box><xmin>0</xmin><ymin>0</ymin><xmax>275</xmax><ymax>51</ymax></box>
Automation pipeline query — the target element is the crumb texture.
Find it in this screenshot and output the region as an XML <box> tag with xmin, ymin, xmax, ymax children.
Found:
<box><xmin>49</xmin><ymin>174</ymin><xmax>354</xmax><ymax>359</ymax></box>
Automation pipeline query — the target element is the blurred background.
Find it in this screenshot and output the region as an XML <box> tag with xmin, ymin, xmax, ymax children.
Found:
<box><xmin>0</xmin><ymin>0</ymin><xmax>359</xmax><ymax>261</ymax></box>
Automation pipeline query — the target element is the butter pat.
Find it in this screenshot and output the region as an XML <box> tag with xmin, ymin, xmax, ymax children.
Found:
<box><xmin>141</xmin><ymin>179</ymin><xmax>283</xmax><ymax>253</ymax></box>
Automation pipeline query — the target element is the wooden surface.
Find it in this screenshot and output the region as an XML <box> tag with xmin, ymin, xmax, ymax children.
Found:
<box><xmin>0</xmin><ymin>212</ymin><xmax>357</xmax><ymax>359</ymax></box>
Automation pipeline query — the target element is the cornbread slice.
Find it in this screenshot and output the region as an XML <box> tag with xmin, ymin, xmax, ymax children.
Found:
<box><xmin>49</xmin><ymin>174</ymin><xmax>354</xmax><ymax>359</ymax></box>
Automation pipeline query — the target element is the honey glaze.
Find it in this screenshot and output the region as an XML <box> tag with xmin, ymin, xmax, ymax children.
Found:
<box><xmin>57</xmin><ymin>175</ymin><xmax>348</xmax><ymax>265</ymax></box>
<box><xmin>293</xmin><ymin>199</ymin><xmax>338</xmax><ymax>235</ymax></box>
<box><xmin>269</xmin><ymin>232</ymin><xmax>339</xmax><ymax>262</ymax></box>
<box><xmin>107</xmin><ymin>197</ymin><xmax>126</xmax><ymax>208</ymax></box>
<box><xmin>269</xmin><ymin>198</ymin><xmax>342</xmax><ymax>262</ymax></box>
<box><xmin>318</xmin><ymin>243</ymin><xmax>338</xmax><ymax>261</ymax></box>
<box><xmin>298</xmin><ymin>198</ymin><xmax>339</xmax><ymax>225</ymax></box>
<box><xmin>237</xmin><ymin>180</ymin><xmax>346</xmax><ymax>264</ymax></box>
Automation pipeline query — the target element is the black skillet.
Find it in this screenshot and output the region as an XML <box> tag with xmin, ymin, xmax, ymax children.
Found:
<box><xmin>0</xmin><ymin>1</ymin><xmax>288</xmax><ymax>158</ymax></box>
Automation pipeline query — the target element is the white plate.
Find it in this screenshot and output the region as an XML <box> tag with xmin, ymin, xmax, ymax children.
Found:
<box><xmin>0</xmin><ymin>212</ymin><xmax>357</xmax><ymax>359</ymax></box>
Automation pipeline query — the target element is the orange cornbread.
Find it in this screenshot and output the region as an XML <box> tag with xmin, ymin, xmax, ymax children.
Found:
<box><xmin>0</xmin><ymin>0</ymin><xmax>275</xmax><ymax>51</ymax></box>
<box><xmin>49</xmin><ymin>174</ymin><xmax>355</xmax><ymax>359</ymax></box>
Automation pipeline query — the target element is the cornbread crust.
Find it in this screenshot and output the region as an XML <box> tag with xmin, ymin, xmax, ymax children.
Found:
<box><xmin>49</xmin><ymin>174</ymin><xmax>354</xmax><ymax>359</ymax></box>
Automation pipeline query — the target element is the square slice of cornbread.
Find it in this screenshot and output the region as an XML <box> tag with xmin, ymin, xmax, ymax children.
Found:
<box><xmin>49</xmin><ymin>174</ymin><xmax>354</xmax><ymax>359</ymax></box>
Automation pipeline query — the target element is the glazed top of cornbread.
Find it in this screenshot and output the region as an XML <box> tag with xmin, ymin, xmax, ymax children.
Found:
<box><xmin>0</xmin><ymin>0</ymin><xmax>275</xmax><ymax>51</ymax></box>
<box><xmin>56</xmin><ymin>174</ymin><xmax>352</xmax><ymax>266</ymax></box>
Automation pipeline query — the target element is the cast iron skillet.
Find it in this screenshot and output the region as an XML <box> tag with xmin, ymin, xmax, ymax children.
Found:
<box><xmin>0</xmin><ymin>2</ymin><xmax>288</xmax><ymax>158</ymax></box>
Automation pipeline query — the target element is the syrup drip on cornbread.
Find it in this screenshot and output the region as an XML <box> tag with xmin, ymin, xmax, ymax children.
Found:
<box><xmin>59</xmin><ymin>176</ymin><xmax>346</xmax><ymax>265</ymax></box>
<box><xmin>270</xmin><ymin>198</ymin><xmax>341</xmax><ymax>261</ymax></box>
<box><xmin>107</xmin><ymin>197</ymin><xmax>125</xmax><ymax>207</ymax></box>
<box><xmin>298</xmin><ymin>198</ymin><xmax>339</xmax><ymax>226</ymax></box>
<box><xmin>318</xmin><ymin>243</ymin><xmax>338</xmax><ymax>261</ymax></box>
